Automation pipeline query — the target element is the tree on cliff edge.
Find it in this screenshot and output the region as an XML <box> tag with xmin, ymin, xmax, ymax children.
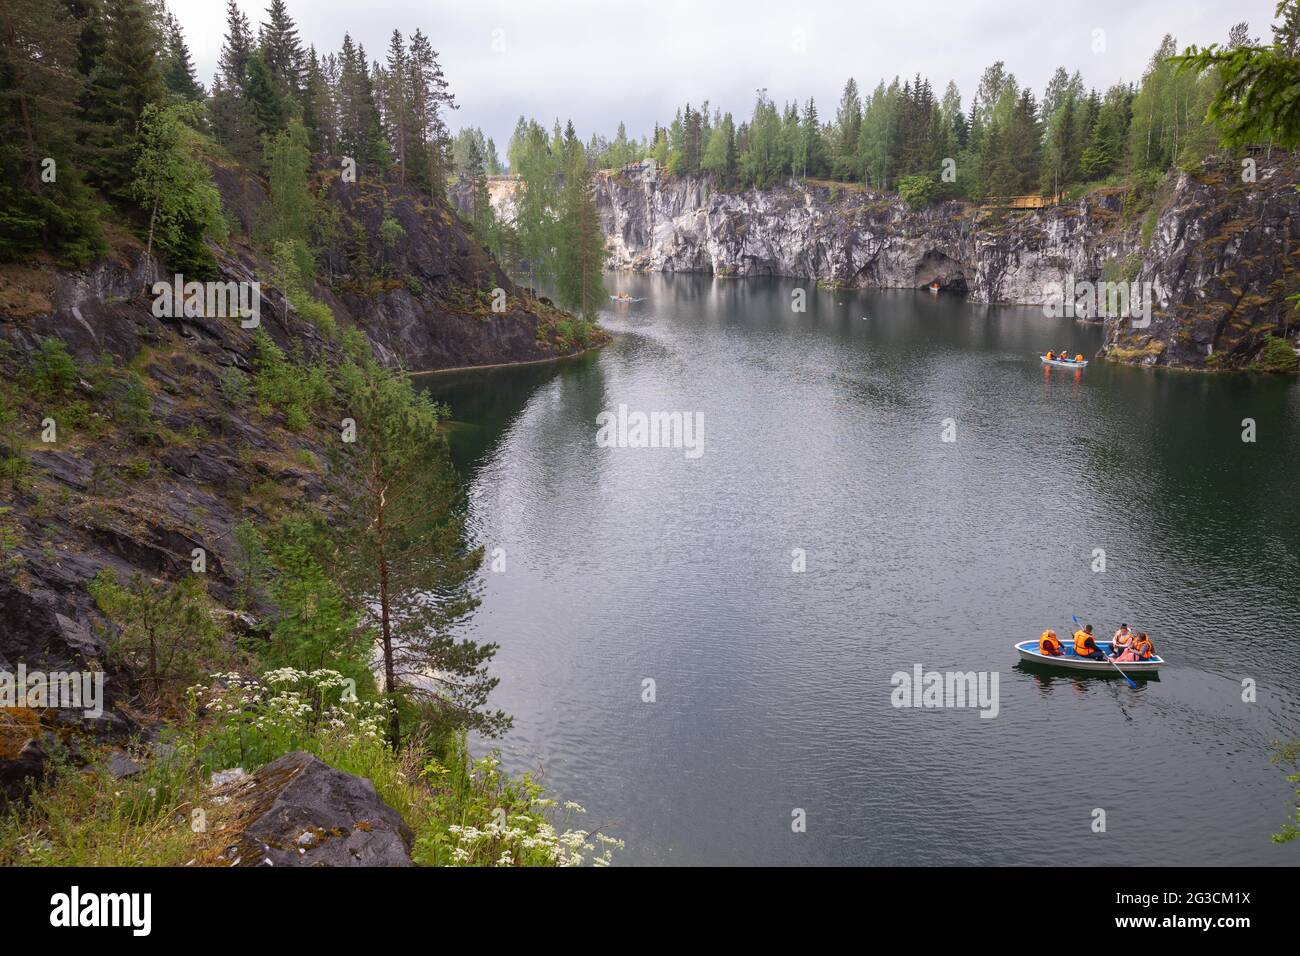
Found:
<box><xmin>1176</xmin><ymin>0</ymin><xmax>1300</xmax><ymax>149</ymax></box>
<box><xmin>331</xmin><ymin>362</ymin><xmax>507</xmax><ymax>750</ymax></box>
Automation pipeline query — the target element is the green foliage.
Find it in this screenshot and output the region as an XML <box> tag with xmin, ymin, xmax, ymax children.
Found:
<box><xmin>898</xmin><ymin>174</ymin><xmax>938</xmax><ymax>209</ymax></box>
<box><xmin>131</xmin><ymin>102</ymin><xmax>227</xmax><ymax>277</ymax></box>
<box><xmin>0</xmin><ymin>673</ymin><xmax>617</xmax><ymax>868</ymax></box>
<box><xmin>260</xmin><ymin>512</ymin><xmax>372</xmax><ymax>689</ymax></box>
<box><xmin>1127</xmin><ymin>35</ymin><xmax>1218</xmax><ymax>173</ymax></box>
<box><xmin>1176</xmin><ymin>35</ymin><xmax>1300</xmax><ymax>149</ymax></box>
<box><xmin>251</xmin><ymin>329</ymin><xmax>332</xmax><ymax>428</ymax></box>
<box><xmin>88</xmin><ymin>569</ymin><xmax>226</xmax><ymax>704</ymax></box>
<box><xmin>0</xmin><ymin>742</ymin><xmax>212</xmax><ymax>866</ymax></box>
<box><xmin>231</xmin><ymin>517</ymin><xmax>266</xmax><ymax>611</ymax></box>
<box><xmin>261</xmin><ymin>121</ymin><xmax>315</xmax><ymax>251</ymax></box>
<box><xmin>181</xmin><ymin>670</ymin><xmax>617</xmax><ymax>867</ymax></box>
<box><xmin>27</xmin><ymin>339</ymin><xmax>77</xmax><ymax>400</ymax></box>
<box><xmin>379</xmin><ymin>215</ymin><xmax>406</xmax><ymax>247</ymax></box>
<box><xmin>0</xmin><ymin>0</ymin><xmax>108</xmax><ymax>265</ymax></box>
<box><xmin>114</xmin><ymin>371</ymin><xmax>154</xmax><ymax>439</ymax></box>
<box><xmin>0</xmin><ymin>171</ymin><xmax>107</xmax><ymax>267</ymax></box>
<box><xmin>1272</xmin><ymin>739</ymin><xmax>1300</xmax><ymax>843</ymax></box>
<box><xmin>554</xmin><ymin>160</ymin><xmax>607</xmax><ymax>320</ymax></box>
<box><xmin>1251</xmin><ymin>334</ymin><xmax>1299</xmax><ymax>372</ymax></box>
<box><xmin>0</xmin><ymin>391</ymin><xmax>29</xmax><ymax>487</ymax></box>
<box><xmin>272</xmin><ymin>240</ymin><xmax>336</xmax><ymax>338</ymax></box>
<box><xmin>331</xmin><ymin>361</ymin><xmax>499</xmax><ymax>748</ymax></box>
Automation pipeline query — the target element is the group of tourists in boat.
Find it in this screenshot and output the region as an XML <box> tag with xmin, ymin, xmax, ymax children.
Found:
<box><xmin>1037</xmin><ymin>623</ymin><xmax>1155</xmax><ymax>662</ymax></box>
<box><xmin>1044</xmin><ymin>349</ymin><xmax>1085</xmax><ymax>364</ymax></box>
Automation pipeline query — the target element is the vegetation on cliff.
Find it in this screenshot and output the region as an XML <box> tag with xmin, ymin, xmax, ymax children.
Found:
<box><xmin>0</xmin><ymin>0</ymin><xmax>613</xmax><ymax>865</ymax></box>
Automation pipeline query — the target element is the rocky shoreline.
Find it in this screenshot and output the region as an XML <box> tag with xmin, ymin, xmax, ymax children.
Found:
<box><xmin>584</xmin><ymin>158</ymin><xmax>1299</xmax><ymax>371</ymax></box>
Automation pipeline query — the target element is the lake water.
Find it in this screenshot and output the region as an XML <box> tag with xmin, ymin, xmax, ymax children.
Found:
<box><xmin>417</xmin><ymin>273</ymin><xmax>1300</xmax><ymax>866</ymax></box>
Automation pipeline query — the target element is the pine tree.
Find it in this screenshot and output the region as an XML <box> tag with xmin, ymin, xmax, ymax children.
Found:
<box><xmin>162</xmin><ymin>13</ymin><xmax>203</xmax><ymax>102</ymax></box>
<box><xmin>300</xmin><ymin>46</ymin><xmax>325</xmax><ymax>151</ymax></box>
<box><xmin>384</xmin><ymin>30</ymin><xmax>409</xmax><ymax>179</ymax></box>
<box><xmin>260</xmin><ymin>0</ymin><xmax>304</xmax><ymax>97</ymax></box>
<box><xmin>210</xmin><ymin>0</ymin><xmax>256</xmax><ymax>163</ymax></box>
<box><xmin>85</xmin><ymin>0</ymin><xmax>164</xmax><ymax>192</ymax></box>
<box><xmin>216</xmin><ymin>0</ymin><xmax>253</xmax><ymax>89</ymax></box>
<box><xmin>330</xmin><ymin>362</ymin><xmax>502</xmax><ymax>749</ymax></box>
<box><xmin>405</xmin><ymin>28</ymin><xmax>455</xmax><ymax>196</ymax></box>
<box><xmin>0</xmin><ymin>0</ymin><xmax>105</xmax><ymax>263</ymax></box>
<box><xmin>244</xmin><ymin>47</ymin><xmax>289</xmax><ymax>149</ymax></box>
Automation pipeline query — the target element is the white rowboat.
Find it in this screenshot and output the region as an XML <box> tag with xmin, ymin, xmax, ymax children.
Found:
<box><xmin>1041</xmin><ymin>355</ymin><xmax>1088</xmax><ymax>368</ymax></box>
<box><xmin>1015</xmin><ymin>639</ymin><xmax>1164</xmax><ymax>674</ymax></box>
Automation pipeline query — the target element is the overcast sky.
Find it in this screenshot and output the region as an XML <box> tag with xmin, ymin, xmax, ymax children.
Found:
<box><xmin>172</xmin><ymin>0</ymin><xmax>1280</xmax><ymax>156</ymax></box>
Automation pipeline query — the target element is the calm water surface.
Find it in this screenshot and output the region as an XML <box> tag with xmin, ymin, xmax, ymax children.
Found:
<box><xmin>417</xmin><ymin>274</ymin><xmax>1300</xmax><ymax>866</ymax></box>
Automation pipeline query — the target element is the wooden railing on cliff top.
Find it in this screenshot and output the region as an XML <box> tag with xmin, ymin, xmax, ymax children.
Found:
<box><xmin>982</xmin><ymin>193</ymin><xmax>1063</xmax><ymax>209</ymax></box>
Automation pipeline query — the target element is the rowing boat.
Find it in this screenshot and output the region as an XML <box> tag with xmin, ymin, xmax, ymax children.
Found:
<box><xmin>1014</xmin><ymin>639</ymin><xmax>1163</xmax><ymax>674</ymax></box>
<box><xmin>1041</xmin><ymin>355</ymin><xmax>1088</xmax><ymax>369</ymax></box>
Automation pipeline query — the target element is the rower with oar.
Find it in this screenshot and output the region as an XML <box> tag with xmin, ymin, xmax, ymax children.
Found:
<box><xmin>1072</xmin><ymin>623</ymin><xmax>1105</xmax><ymax>661</ymax></box>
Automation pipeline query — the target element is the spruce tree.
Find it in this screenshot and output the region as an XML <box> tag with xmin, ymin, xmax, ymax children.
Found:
<box><xmin>260</xmin><ymin>0</ymin><xmax>304</xmax><ymax>97</ymax></box>
<box><xmin>0</xmin><ymin>0</ymin><xmax>105</xmax><ymax>263</ymax></box>
<box><xmin>162</xmin><ymin>13</ymin><xmax>203</xmax><ymax>102</ymax></box>
<box><xmin>86</xmin><ymin>0</ymin><xmax>164</xmax><ymax>192</ymax></box>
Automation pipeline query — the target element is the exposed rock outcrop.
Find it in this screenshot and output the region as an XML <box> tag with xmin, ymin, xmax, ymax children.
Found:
<box><xmin>588</xmin><ymin>158</ymin><xmax>1300</xmax><ymax>370</ymax></box>
<box><xmin>214</xmin><ymin>751</ymin><xmax>413</xmax><ymax>867</ymax></box>
<box><xmin>0</xmin><ymin>153</ymin><xmax>603</xmax><ymax>796</ymax></box>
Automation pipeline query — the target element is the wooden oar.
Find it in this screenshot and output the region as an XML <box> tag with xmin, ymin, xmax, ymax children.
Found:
<box><xmin>1072</xmin><ymin>614</ymin><xmax>1138</xmax><ymax>688</ymax></box>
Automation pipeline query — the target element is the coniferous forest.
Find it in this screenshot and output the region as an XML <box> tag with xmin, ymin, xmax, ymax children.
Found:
<box><xmin>1</xmin><ymin>0</ymin><xmax>1299</xmax><ymax>899</ymax></box>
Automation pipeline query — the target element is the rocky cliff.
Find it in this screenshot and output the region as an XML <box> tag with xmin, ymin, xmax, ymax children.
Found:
<box><xmin>591</xmin><ymin>158</ymin><xmax>1300</xmax><ymax>370</ymax></box>
<box><xmin>0</xmin><ymin>157</ymin><xmax>599</xmax><ymax>800</ymax></box>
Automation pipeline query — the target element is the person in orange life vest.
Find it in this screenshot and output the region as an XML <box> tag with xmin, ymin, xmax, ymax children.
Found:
<box><xmin>1132</xmin><ymin>633</ymin><xmax>1155</xmax><ymax>660</ymax></box>
<box><xmin>1045</xmin><ymin>350</ymin><xmax>1055</xmax><ymax>360</ymax></box>
<box><xmin>1109</xmin><ymin>624</ymin><xmax>1133</xmax><ymax>659</ymax></box>
<box><xmin>1038</xmin><ymin>629</ymin><xmax>1063</xmax><ymax>656</ymax></box>
<box><xmin>1075</xmin><ymin>353</ymin><xmax>1084</xmax><ymax>362</ymax></box>
<box><xmin>1073</xmin><ymin>624</ymin><xmax>1104</xmax><ymax>660</ymax></box>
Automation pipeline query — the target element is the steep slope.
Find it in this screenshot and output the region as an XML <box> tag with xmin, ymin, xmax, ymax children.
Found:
<box><xmin>0</xmin><ymin>156</ymin><xmax>601</xmax><ymax>798</ymax></box>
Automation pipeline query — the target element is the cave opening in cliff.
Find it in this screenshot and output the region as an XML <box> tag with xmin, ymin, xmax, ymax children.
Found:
<box><xmin>914</xmin><ymin>250</ymin><xmax>968</xmax><ymax>293</ymax></box>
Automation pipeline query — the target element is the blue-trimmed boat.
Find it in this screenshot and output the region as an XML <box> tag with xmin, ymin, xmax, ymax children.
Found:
<box><xmin>1015</xmin><ymin>639</ymin><xmax>1164</xmax><ymax>674</ymax></box>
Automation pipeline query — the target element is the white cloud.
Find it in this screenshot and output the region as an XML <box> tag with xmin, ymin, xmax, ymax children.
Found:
<box><xmin>171</xmin><ymin>0</ymin><xmax>1279</xmax><ymax>156</ymax></box>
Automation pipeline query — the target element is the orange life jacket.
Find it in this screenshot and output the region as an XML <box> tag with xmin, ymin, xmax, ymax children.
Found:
<box><xmin>1046</xmin><ymin>351</ymin><xmax>1055</xmax><ymax>360</ymax></box>
<box><xmin>1073</xmin><ymin>630</ymin><xmax>1095</xmax><ymax>656</ymax></box>
<box><xmin>1112</xmin><ymin>630</ymin><xmax>1132</xmax><ymax>648</ymax></box>
<box><xmin>1075</xmin><ymin>354</ymin><xmax>1084</xmax><ymax>362</ymax></box>
<box><xmin>1039</xmin><ymin>631</ymin><xmax>1061</xmax><ymax>655</ymax></box>
<box><xmin>1133</xmin><ymin>636</ymin><xmax>1154</xmax><ymax>659</ymax></box>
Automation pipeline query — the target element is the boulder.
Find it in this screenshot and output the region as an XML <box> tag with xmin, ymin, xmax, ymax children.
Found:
<box><xmin>106</xmin><ymin>751</ymin><xmax>145</xmax><ymax>779</ymax></box>
<box><xmin>216</xmin><ymin>751</ymin><xmax>413</xmax><ymax>867</ymax></box>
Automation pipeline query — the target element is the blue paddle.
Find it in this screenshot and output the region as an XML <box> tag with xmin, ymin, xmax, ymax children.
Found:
<box><xmin>1073</xmin><ymin>614</ymin><xmax>1137</xmax><ymax>688</ymax></box>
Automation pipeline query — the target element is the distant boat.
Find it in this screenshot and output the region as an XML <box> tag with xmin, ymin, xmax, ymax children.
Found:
<box><xmin>610</xmin><ymin>292</ymin><xmax>633</xmax><ymax>302</ymax></box>
<box><xmin>928</xmin><ymin>282</ymin><xmax>940</xmax><ymax>294</ymax></box>
<box><xmin>1041</xmin><ymin>354</ymin><xmax>1087</xmax><ymax>369</ymax></box>
<box><xmin>1015</xmin><ymin>640</ymin><xmax>1163</xmax><ymax>675</ymax></box>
